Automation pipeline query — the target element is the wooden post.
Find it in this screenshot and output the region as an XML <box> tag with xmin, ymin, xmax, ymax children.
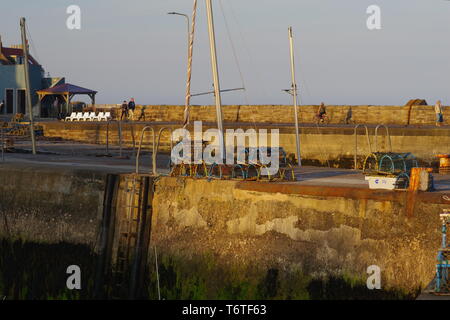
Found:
<box><xmin>20</xmin><ymin>17</ymin><xmax>37</xmax><ymax>154</ymax></box>
<box><xmin>405</xmin><ymin>167</ymin><xmax>427</xmax><ymax>217</ymax></box>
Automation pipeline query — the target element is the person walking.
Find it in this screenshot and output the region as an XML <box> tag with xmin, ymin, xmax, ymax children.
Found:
<box><xmin>120</xmin><ymin>100</ymin><xmax>128</xmax><ymax>121</ymax></box>
<box><xmin>128</xmin><ymin>98</ymin><xmax>136</xmax><ymax>121</ymax></box>
<box><xmin>0</xmin><ymin>100</ymin><xmax>4</xmax><ymax>114</ymax></box>
<box><xmin>435</xmin><ymin>100</ymin><xmax>444</xmax><ymax>127</ymax></box>
<box><xmin>137</xmin><ymin>106</ymin><xmax>146</xmax><ymax>121</ymax></box>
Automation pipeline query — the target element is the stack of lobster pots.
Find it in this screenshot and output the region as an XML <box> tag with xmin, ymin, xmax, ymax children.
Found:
<box><xmin>437</xmin><ymin>154</ymin><xmax>450</xmax><ymax>175</ymax></box>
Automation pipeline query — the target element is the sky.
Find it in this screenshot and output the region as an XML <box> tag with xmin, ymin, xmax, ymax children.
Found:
<box><xmin>1</xmin><ymin>0</ymin><xmax>450</xmax><ymax>106</ymax></box>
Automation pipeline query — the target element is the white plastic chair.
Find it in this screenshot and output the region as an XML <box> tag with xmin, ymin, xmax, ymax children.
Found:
<box><xmin>88</xmin><ymin>112</ymin><xmax>96</xmax><ymax>121</ymax></box>
<box><xmin>64</xmin><ymin>112</ymin><xmax>76</xmax><ymax>121</ymax></box>
<box><xmin>80</xmin><ymin>112</ymin><xmax>91</xmax><ymax>121</ymax></box>
<box><xmin>99</xmin><ymin>112</ymin><xmax>112</xmax><ymax>121</ymax></box>
<box><xmin>95</xmin><ymin>112</ymin><xmax>105</xmax><ymax>121</ymax></box>
<box><xmin>73</xmin><ymin>112</ymin><xmax>83</xmax><ymax>121</ymax></box>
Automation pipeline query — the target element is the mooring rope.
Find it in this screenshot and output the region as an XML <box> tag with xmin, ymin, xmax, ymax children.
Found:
<box><xmin>183</xmin><ymin>0</ymin><xmax>198</xmax><ymax>128</ymax></box>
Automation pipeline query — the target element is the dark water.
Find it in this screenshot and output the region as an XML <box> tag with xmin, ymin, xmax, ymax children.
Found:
<box><xmin>0</xmin><ymin>239</ymin><xmax>417</xmax><ymax>300</ymax></box>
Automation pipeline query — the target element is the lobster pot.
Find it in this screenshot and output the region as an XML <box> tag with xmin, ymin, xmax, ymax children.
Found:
<box><xmin>370</xmin><ymin>152</ymin><xmax>418</xmax><ymax>175</ymax></box>
<box><xmin>437</xmin><ymin>155</ymin><xmax>450</xmax><ymax>175</ymax></box>
<box><xmin>379</xmin><ymin>153</ymin><xmax>418</xmax><ymax>174</ymax></box>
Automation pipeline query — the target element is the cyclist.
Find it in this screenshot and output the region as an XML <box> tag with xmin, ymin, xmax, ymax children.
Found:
<box><xmin>316</xmin><ymin>102</ymin><xmax>327</xmax><ymax>123</ymax></box>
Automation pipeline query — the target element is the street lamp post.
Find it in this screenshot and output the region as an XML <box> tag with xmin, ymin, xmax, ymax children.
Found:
<box><xmin>167</xmin><ymin>12</ymin><xmax>190</xmax><ymax>58</ymax></box>
<box><xmin>168</xmin><ymin>3</ymin><xmax>198</xmax><ymax>127</ymax></box>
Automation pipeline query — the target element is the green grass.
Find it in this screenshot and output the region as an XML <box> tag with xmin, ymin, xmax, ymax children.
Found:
<box><xmin>0</xmin><ymin>239</ymin><xmax>417</xmax><ymax>300</ymax></box>
<box><xmin>0</xmin><ymin>238</ymin><xmax>96</xmax><ymax>300</ymax></box>
<box><xmin>145</xmin><ymin>253</ymin><xmax>415</xmax><ymax>300</ymax></box>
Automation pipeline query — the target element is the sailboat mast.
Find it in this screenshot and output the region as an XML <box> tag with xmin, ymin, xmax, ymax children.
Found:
<box><xmin>205</xmin><ymin>0</ymin><xmax>225</xmax><ymax>158</ymax></box>
<box><xmin>288</xmin><ymin>26</ymin><xmax>301</xmax><ymax>166</ymax></box>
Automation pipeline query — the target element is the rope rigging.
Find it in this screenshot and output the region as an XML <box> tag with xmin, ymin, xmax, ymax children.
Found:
<box><xmin>226</xmin><ymin>0</ymin><xmax>271</xmax><ymax>103</ymax></box>
<box><xmin>292</xmin><ymin>39</ymin><xmax>312</xmax><ymax>104</ymax></box>
<box><xmin>217</xmin><ymin>0</ymin><xmax>258</xmax><ymax>130</ymax></box>
<box><xmin>218</xmin><ymin>0</ymin><xmax>247</xmax><ymax>99</ymax></box>
<box><xmin>26</xmin><ymin>27</ymin><xmax>42</xmax><ymax>69</ymax></box>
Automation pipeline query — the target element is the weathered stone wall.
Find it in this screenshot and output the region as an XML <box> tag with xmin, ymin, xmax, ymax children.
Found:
<box><xmin>151</xmin><ymin>177</ymin><xmax>445</xmax><ymax>293</ymax></box>
<box><xmin>91</xmin><ymin>104</ymin><xmax>449</xmax><ymax>126</ymax></box>
<box><xmin>0</xmin><ymin>164</ymin><xmax>447</xmax><ymax>294</ymax></box>
<box><xmin>0</xmin><ymin>163</ymin><xmax>106</xmax><ymax>245</ymax></box>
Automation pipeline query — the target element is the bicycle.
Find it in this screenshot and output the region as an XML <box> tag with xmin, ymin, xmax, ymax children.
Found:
<box><xmin>313</xmin><ymin>113</ymin><xmax>330</xmax><ymax>125</ymax></box>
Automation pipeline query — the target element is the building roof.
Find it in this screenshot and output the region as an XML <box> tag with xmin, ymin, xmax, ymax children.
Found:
<box><xmin>36</xmin><ymin>83</ymin><xmax>97</xmax><ymax>95</ymax></box>
<box><xmin>0</xmin><ymin>47</ymin><xmax>40</xmax><ymax>66</ymax></box>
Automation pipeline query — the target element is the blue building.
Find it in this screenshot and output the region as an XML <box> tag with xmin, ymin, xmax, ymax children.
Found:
<box><xmin>0</xmin><ymin>35</ymin><xmax>63</xmax><ymax>117</ymax></box>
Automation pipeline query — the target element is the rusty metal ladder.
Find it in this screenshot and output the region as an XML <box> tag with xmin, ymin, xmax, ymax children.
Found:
<box><xmin>112</xmin><ymin>174</ymin><xmax>152</xmax><ymax>298</ymax></box>
<box><xmin>115</xmin><ymin>175</ymin><xmax>139</xmax><ymax>274</ymax></box>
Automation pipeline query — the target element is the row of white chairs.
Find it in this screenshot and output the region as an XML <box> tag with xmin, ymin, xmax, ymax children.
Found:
<box><xmin>65</xmin><ymin>112</ymin><xmax>112</xmax><ymax>122</ymax></box>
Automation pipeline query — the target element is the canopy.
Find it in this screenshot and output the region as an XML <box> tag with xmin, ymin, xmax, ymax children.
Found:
<box><xmin>37</xmin><ymin>83</ymin><xmax>97</xmax><ymax>105</ymax></box>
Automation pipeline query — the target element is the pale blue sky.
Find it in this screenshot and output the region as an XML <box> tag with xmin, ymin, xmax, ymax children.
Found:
<box><xmin>1</xmin><ymin>0</ymin><xmax>450</xmax><ymax>105</ymax></box>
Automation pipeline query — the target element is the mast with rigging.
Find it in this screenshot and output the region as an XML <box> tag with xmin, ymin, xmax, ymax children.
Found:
<box><xmin>205</xmin><ymin>0</ymin><xmax>225</xmax><ymax>159</ymax></box>
<box><xmin>288</xmin><ymin>26</ymin><xmax>301</xmax><ymax>166</ymax></box>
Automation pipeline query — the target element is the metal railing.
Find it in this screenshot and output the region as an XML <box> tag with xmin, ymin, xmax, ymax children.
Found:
<box><xmin>374</xmin><ymin>124</ymin><xmax>392</xmax><ymax>153</ymax></box>
<box><xmin>135</xmin><ymin>126</ymin><xmax>172</xmax><ymax>176</ymax></box>
<box><xmin>154</xmin><ymin>127</ymin><xmax>173</xmax><ymax>173</ymax></box>
<box><xmin>104</xmin><ymin>120</ymin><xmax>112</xmax><ymax>156</ymax></box>
<box><xmin>136</xmin><ymin>126</ymin><xmax>156</xmax><ymax>175</ymax></box>
<box><xmin>129</xmin><ymin>121</ymin><xmax>137</xmax><ymax>158</ymax></box>
<box><xmin>1</xmin><ymin>126</ymin><xmax>4</xmax><ymax>162</ymax></box>
<box><xmin>103</xmin><ymin>120</ymin><xmax>124</xmax><ymax>157</ymax></box>
<box><xmin>117</xmin><ymin>120</ymin><xmax>123</xmax><ymax>157</ymax></box>
<box><xmin>354</xmin><ymin>124</ymin><xmax>372</xmax><ymax>170</ymax></box>
<box><xmin>103</xmin><ymin>120</ymin><xmax>138</xmax><ymax>158</ymax></box>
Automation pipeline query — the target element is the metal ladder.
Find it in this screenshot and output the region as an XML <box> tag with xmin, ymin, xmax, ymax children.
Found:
<box><xmin>112</xmin><ymin>174</ymin><xmax>152</xmax><ymax>298</ymax></box>
<box><xmin>354</xmin><ymin>124</ymin><xmax>372</xmax><ymax>170</ymax></box>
